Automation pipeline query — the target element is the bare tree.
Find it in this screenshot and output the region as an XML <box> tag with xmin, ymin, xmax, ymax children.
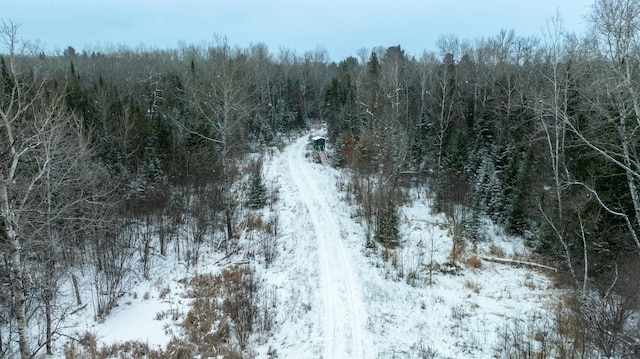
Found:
<box><xmin>433</xmin><ymin>36</ymin><xmax>462</xmax><ymax>176</ymax></box>
<box><xmin>571</xmin><ymin>0</ymin><xmax>640</xmax><ymax>251</ymax></box>
<box><xmin>0</xmin><ymin>21</ymin><xmax>111</xmax><ymax>357</ymax></box>
<box><xmin>535</xmin><ymin>13</ymin><xmax>578</xmax><ymax>278</ymax></box>
<box><xmin>182</xmin><ymin>38</ymin><xmax>257</xmax><ymax>252</ymax></box>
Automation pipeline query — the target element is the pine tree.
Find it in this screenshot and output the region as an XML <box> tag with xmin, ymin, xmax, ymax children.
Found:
<box><xmin>504</xmin><ymin>148</ymin><xmax>532</xmax><ymax>235</ymax></box>
<box><xmin>248</xmin><ymin>159</ymin><xmax>266</xmax><ymax>208</ymax></box>
<box><xmin>474</xmin><ymin>154</ymin><xmax>503</xmax><ymax>220</ymax></box>
<box><xmin>375</xmin><ymin>196</ymin><xmax>400</xmax><ymax>247</ymax></box>
<box><xmin>66</xmin><ymin>62</ymin><xmax>97</xmax><ymax>136</ymax></box>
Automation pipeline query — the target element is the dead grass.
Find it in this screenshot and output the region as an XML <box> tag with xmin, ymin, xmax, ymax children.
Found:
<box><xmin>449</xmin><ymin>239</ymin><xmax>466</xmax><ymax>264</ymax></box>
<box><xmin>68</xmin><ymin>265</ymin><xmax>264</xmax><ymax>359</ymax></box>
<box><xmin>246</xmin><ymin>213</ymin><xmax>278</xmax><ymax>237</ymax></box>
<box><xmin>246</xmin><ymin>213</ymin><xmax>264</xmax><ymax>231</ymax></box>
<box><xmin>64</xmin><ymin>332</ymin><xmax>166</xmax><ymax>359</ymax></box>
<box><xmin>489</xmin><ymin>244</ymin><xmax>505</xmax><ymax>258</ymax></box>
<box><xmin>159</xmin><ymin>286</ymin><xmax>171</xmax><ymax>299</ymax></box>
<box><xmin>383</xmin><ymin>248</ymin><xmax>398</xmax><ymax>269</ymax></box>
<box><xmin>181</xmin><ymin>265</ymin><xmax>261</xmax><ymax>356</ymax></box>
<box><xmin>465</xmin><ymin>255</ymin><xmax>483</xmax><ymax>269</ymax></box>
<box><xmin>464</xmin><ymin>279</ymin><xmax>481</xmax><ymax>294</ymax></box>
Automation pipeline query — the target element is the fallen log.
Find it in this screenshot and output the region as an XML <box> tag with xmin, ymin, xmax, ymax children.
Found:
<box><xmin>480</xmin><ymin>256</ymin><xmax>557</xmax><ymax>272</ymax></box>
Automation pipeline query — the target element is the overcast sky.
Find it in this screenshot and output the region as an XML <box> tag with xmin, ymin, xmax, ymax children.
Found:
<box><xmin>5</xmin><ymin>0</ymin><xmax>593</xmax><ymax>61</ymax></box>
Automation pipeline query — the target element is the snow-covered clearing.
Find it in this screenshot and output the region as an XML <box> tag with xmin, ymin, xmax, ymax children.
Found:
<box><xmin>257</xmin><ymin>131</ymin><xmax>557</xmax><ymax>358</ymax></box>
<box><xmin>59</xmin><ymin>132</ymin><xmax>559</xmax><ymax>358</ymax></box>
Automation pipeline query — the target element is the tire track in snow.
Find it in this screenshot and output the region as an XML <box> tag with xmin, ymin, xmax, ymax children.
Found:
<box><xmin>286</xmin><ymin>135</ymin><xmax>367</xmax><ymax>359</ymax></box>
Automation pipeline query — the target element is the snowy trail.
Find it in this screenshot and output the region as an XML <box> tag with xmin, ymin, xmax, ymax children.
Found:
<box><xmin>286</xmin><ymin>135</ymin><xmax>368</xmax><ymax>359</ymax></box>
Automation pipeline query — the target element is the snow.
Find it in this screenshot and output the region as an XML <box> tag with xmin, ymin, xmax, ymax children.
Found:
<box><xmin>254</xmin><ymin>131</ymin><xmax>557</xmax><ymax>358</ymax></box>
<box><xmin>56</xmin><ymin>131</ymin><xmax>559</xmax><ymax>358</ymax></box>
<box><xmin>96</xmin><ymin>295</ymin><xmax>169</xmax><ymax>348</ymax></box>
<box><xmin>66</xmin><ymin>264</ymin><xmax>189</xmax><ymax>350</ymax></box>
<box><xmin>285</xmin><ymin>134</ymin><xmax>370</xmax><ymax>358</ymax></box>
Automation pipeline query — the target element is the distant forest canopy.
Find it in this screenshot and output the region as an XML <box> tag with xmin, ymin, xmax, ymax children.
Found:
<box><xmin>2</xmin><ymin>0</ymin><xmax>640</xmax><ymax>356</ymax></box>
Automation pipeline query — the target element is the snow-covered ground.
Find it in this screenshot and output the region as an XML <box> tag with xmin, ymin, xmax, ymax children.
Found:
<box><xmin>284</xmin><ymin>134</ymin><xmax>371</xmax><ymax>358</ymax></box>
<box><xmin>59</xmin><ymin>131</ymin><xmax>558</xmax><ymax>358</ymax></box>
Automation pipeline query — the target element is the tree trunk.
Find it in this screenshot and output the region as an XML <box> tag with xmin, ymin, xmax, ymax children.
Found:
<box><xmin>620</xmin><ymin>112</ymin><xmax>640</xmax><ymax>249</ymax></box>
<box><xmin>72</xmin><ymin>274</ymin><xmax>82</xmax><ymax>305</ymax></box>
<box><xmin>9</xmin><ymin>233</ymin><xmax>30</xmax><ymax>359</ymax></box>
<box><xmin>159</xmin><ymin>213</ymin><xmax>166</xmax><ymax>256</ymax></box>
<box><xmin>225</xmin><ymin>205</ymin><xmax>234</xmax><ymax>253</ymax></box>
<box><xmin>45</xmin><ymin>293</ymin><xmax>52</xmax><ymax>355</ymax></box>
<box><xmin>43</xmin><ymin>247</ymin><xmax>56</xmax><ymax>355</ymax></box>
<box><xmin>2</xmin><ymin>174</ymin><xmax>29</xmax><ymax>358</ymax></box>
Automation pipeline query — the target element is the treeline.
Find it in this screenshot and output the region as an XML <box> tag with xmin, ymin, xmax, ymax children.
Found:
<box><xmin>325</xmin><ymin>8</ymin><xmax>640</xmax><ymax>283</ymax></box>
<box><xmin>0</xmin><ymin>27</ymin><xmax>328</xmax><ymax>357</ymax></box>
<box><xmin>1</xmin><ymin>0</ymin><xmax>640</xmax><ymax>356</ymax></box>
<box><xmin>323</xmin><ymin>1</ymin><xmax>640</xmax><ymax>355</ymax></box>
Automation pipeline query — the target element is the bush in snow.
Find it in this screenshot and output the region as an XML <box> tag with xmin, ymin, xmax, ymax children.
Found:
<box><xmin>177</xmin><ymin>265</ymin><xmax>263</xmax><ymax>357</ymax></box>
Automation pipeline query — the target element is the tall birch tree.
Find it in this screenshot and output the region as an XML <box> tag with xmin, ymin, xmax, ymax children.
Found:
<box><xmin>1</xmin><ymin>22</ymin><xmax>109</xmax><ymax>357</ymax></box>
<box><xmin>573</xmin><ymin>0</ymin><xmax>640</xmax><ymax>251</ymax></box>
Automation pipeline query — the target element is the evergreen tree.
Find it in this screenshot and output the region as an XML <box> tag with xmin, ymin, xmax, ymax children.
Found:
<box><xmin>503</xmin><ymin>148</ymin><xmax>532</xmax><ymax>235</ymax></box>
<box><xmin>248</xmin><ymin>158</ymin><xmax>267</xmax><ymax>208</ymax></box>
<box><xmin>444</xmin><ymin>128</ymin><xmax>470</xmax><ymax>177</ymax></box>
<box><xmin>324</xmin><ymin>57</ymin><xmax>360</xmax><ymax>142</ymax></box>
<box><xmin>126</xmin><ymin>94</ymin><xmax>152</xmax><ymax>170</ymax></box>
<box><xmin>0</xmin><ymin>56</ymin><xmax>15</xmax><ymax>96</ymax></box>
<box><xmin>66</xmin><ymin>62</ymin><xmax>97</xmax><ymax>137</ymax></box>
<box><xmin>474</xmin><ymin>154</ymin><xmax>503</xmax><ymax>220</ymax></box>
<box><xmin>366</xmin><ymin>51</ymin><xmax>381</xmax><ymax>110</ymax></box>
<box><xmin>375</xmin><ymin>195</ymin><xmax>400</xmax><ymax>247</ymax></box>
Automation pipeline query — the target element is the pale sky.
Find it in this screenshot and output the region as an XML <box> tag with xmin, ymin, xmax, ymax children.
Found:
<box><xmin>5</xmin><ymin>0</ymin><xmax>593</xmax><ymax>61</ymax></box>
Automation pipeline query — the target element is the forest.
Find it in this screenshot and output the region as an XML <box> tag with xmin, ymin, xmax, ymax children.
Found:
<box><xmin>2</xmin><ymin>0</ymin><xmax>640</xmax><ymax>357</ymax></box>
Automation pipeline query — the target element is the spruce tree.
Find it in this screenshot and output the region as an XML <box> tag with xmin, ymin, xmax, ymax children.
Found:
<box><xmin>248</xmin><ymin>159</ymin><xmax>266</xmax><ymax>208</ymax></box>
<box><xmin>375</xmin><ymin>196</ymin><xmax>400</xmax><ymax>247</ymax></box>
